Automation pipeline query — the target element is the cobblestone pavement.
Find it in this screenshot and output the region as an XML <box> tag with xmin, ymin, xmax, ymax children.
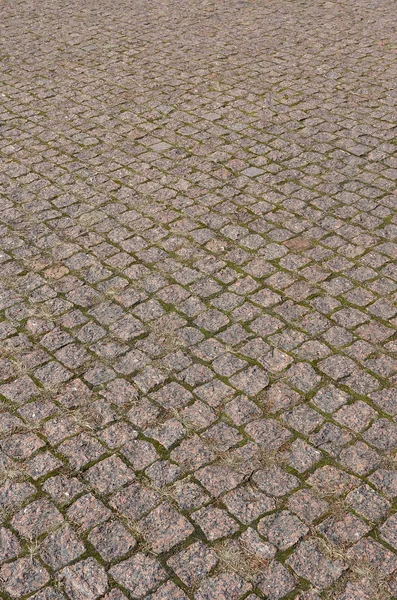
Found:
<box><xmin>1</xmin><ymin>0</ymin><xmax>397</xmax><ymax>598</ymax></box>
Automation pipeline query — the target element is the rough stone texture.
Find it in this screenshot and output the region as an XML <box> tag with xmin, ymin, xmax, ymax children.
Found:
<box><xmin>58</xmin><ymin>558</ymin><xmax>108</xmax><ymax>600</ymax></box>
<box><xmin>88</xmin><ymin>520</ymin><xmax>137</xmax><ymax>562</ymax></box>
<box><xmin>139</xmin><ymin>502</ymin><xmax>194</xmax><ymax>553</ymax></box>
<box><xmin>109</xmin><ymin>554</ymin><xmax>167</xmax><ymax>597</ymax></box>
<box><xmin>0</xmin><ymin>558</ymin><xmax>50</xmax><ymax>598</ymax></box>
<box><xmin>167</xmin><ymin>541</ymin><xmax>218</xmax><ymax>587</ymax></box>
<box><xmin>1</xmin><ymin>0</ymin><xmax>397</xmax><ymax>598</ymax></box>
<box><xmin>40</xmin><ymin>525</ymin><xmax>86</xmax><ymax>570</ymax></box>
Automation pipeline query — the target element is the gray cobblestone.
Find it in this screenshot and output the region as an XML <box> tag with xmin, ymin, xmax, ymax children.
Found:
<box><xmin>1</xmin><ymin>0</ymin><xmax>397</xmax><ymax>598</ymax></box>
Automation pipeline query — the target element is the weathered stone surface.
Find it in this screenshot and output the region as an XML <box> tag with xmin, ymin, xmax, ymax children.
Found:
<box><xmin>139</xmin><ymin>502</ymin><xmax>194</xmax><ymax>553</ymax></box>
<box><xmin>2</xmin><ymin>0</ymin><xmax>397</xmax><ymax>595</ymax></box>
<box><xmin>287</xmin><ymin>540</ymin><xmax>345</xmax><ymax>589</ymax></box>
<box><xmin>58</xmin><ymin>558</ymin><xmax>108</xmax><ymax>600</ymax></box>
<box><xmin>0</xmin><ymin>558</ymin><xmax>50</xmax><ymax>598</ymax></box>
<box><xmin>110</xmin><ymin>554</ymin><xmax>167</xmax><ymax>597</ymax></box>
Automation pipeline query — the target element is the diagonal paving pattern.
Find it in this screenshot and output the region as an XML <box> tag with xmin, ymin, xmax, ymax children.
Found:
<box><xmin>1</xmin><ymin>0</ymin><xmax>397</xmax><ymax>598</ymax></box>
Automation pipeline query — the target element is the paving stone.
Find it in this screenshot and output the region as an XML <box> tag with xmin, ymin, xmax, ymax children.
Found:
<box><xmin>151</xmin><ymin>382</ymin><xmax>193</xmax><ymax>409</ymax></box>
<box><xmin>318</xmin><ymin>356</ymin><xmax>357</xmax><ymax>380</ymax></box>
<box><xmin>307</xmin><ymin>466</ymin><xmax>359</xmax><ymax>496</ymax></box>
<box><xmin>100</xmin><ymin>422</ymin><xmax>138</xmax><ymax>448</ymax></box>
<box><xmin>139</xmin><ymin>502</ymin><xmax>194</xmax><ymax>553</ymax></box>
<box><xmin>223</xmin><ymin>484</ymin><xmax>275</xmax><ymax>523</ymax></box>
<box><xmin>334</xmin><ymin>401</ymin><xmax>377</xmax><ymax>432</ymax></box>
<box><xmin>109</xmin><ymin>553</ymin><xmax>167</xmax><ymax>597</ymax></box>
<box><xmin>253</xmin><ymin>466</ymin><xmax>299</xmax><ymax>497</ymax></box>
<box><xmin>144</xmin><ymin>418</ymin><xmax>186</xmax><ymax>448</ymax></box>
<box><xmin>0</xmin><ymin>479</ymin><xmax>36</xmax><ymax>512</ymax></box>
<box><xmin>58</xmin><ymin>433</ymin><xmax>106</xmax><ymax>469</ymax></box>
<box><xmin>245</xmin><ymin>419</ymin><xmax>292</xmax><ymax>450</ymax></box>
<box><xmin>146</xmin><ymin>459</ymin><xmax>181</xmax><ymax>486</ymax></box>
<box><xmin>258</xmin><ymin>561</ymin><xmax>297</xmax><ymax>599</ymax></box>
<box><xmin>43</xmin><ymin>416</ymin><xmax>82</xmax><ymax>446</ymax></box>
<box><xmin>224</xmin><ymin>395</ymin><xmax>262</xmax><ymax>425</ymax></box>
<box><xmin>334</xmin><ymin>580</ymin><xmax>375</xmax><ymax>600</ymax></box>
<box><xmin>197</xmin><ymin>380</ymin><xmax>236</xmax><ymax>407</ymax></box>
<box><xmin>101</xmin><ymin>591</ymin><xmax>128</xmax><ymax>600</ymax></box>
<box><xmin>171</xmin><ymin>435</ymin><xmax>216</xmax><ymax>470</ymax></box>
<box><xmin>2</xmin><ymin>432</ymin><xmax>45</xmax><ymax>459</ymax></box>
<box><xmin>195</xmin><ymin>309</ymin><xmax>229</xmax><ymax>332</ymax></box>
<box><xmin>348</xmin><ymin>537</ymin><xmax>397</xmax><ymax>575</ymax></box>
<box><xmin>310</xmin><ymin>422</ymin><xmax>352</xmax><ymax>457</ymax></box>
<box><xmin>180</xmin><ymin>400</ymin><xmax>217</xmax><ymax>430</ymax></box>
<box><xmin>339</xmin><ymin>442</ymin><xmax>380</xmax><ymax>476</ymax></box>
<box><xmin>67</xmin><ymin>493</ymin><xmax>111</xmax><ymax>530</ymax></box>
<box><xmin>55</xmin><ymin>344</ymin><xmax>90</xmax><ymax>370</ymax></box>
<box><xmin>363</xmin><ymin>418</ymin><xmax>397</xmax><ymax>450</ymax></box>
<box><xmin>88</xmin><ymin>520</ymin><xmax>136</xmax><ymax>562</ymax></box>
<box><xmin>35</xmin><ymin>361</ymin><xmax>72</xmax><ymax>387</ymax></box>
<box><xmin>283</xmin><ymin>404</ymin><xmax>323</xmax><ymax>434</ymax></box>
<box><xmin>29</xmin><ymin>588</ymin><xmax>67</xmax><ymax>600</ymax></box>
<box><xmin>369</xmin><ymin>469</ymin><xmax>397</xmax><ymax>498</ymax></box>
<box><xmin>258</xmin><ymin>510</ymin><xmax>309</xmax><ymax>549</ymax></box>
<box><xmin>110</xmin><ymin>482</ymin><xmax>160</xmax><ymax>521</ymax></box>
<box><xmin>85</xmin><ymin>455</ymin><xmax>134</xmax><ymax>494</ymax></box>
<box><xmin>212</xmin><ymin>353</ymin><xmax>247</xmax><ymax>377</ymax></box>
<box><xmin>374</xmin><ymin>512</ymin><xmax>397</xmax><ymax>555</ymax></box>
<box><xmin>285</xmin><ymin>363</ymin><xmax>321</xmax><ymax>392</ymax></box>
<box><xmin>147</xmin><ymin>581</ymin><xmax>189</xmax><ymax>600</ymax></box>
<box><xmin>42</xmin><ymin>475</ymin><xmax>85</xmax><ymax>506</ymax></box>
<box><xmin>240</xmin><ymin>527</ymin><xmax>276</xmax><ymax>559</ymax></box>
<box><xmin>171</xmin><ymin>480</ymin><xmax>210</xmax><ymax>511</ymax></box>
<box><xmin>202</xmin><ymin>421</ymin><xmax>243</xmax><ymax>451</ymax></box>
<box><xmin>263</xmin><ymin>382</ymin><xmax>301</xmax><ymax>413</ymax></box>
<box><xmin>196</xmin><ymin>464</ymin><xmax>246</xmax><ymax>498</ymax></box>
<box><xmin>58</xmin><ymin>558</ymin><xmax>108</xmax><ymax>600</ymax></box>
<box><xmin>0</xmin><ymin>376</ymin><xmax>39</xmax><ymax>403</ymax></box>
<box><xmin>114</xmin><ymin>349</ymin><xmax>149</xmax><ymax>376</ymax></box>
<box><xmin>194</xmin><ymin>573</ymin><xmax>251</xmax><ymax>600</ymax></box>
<box><xmin>312</xmin><ymin>386</ymin><xmax>349</xmax><ymax>413</ymax></box>
<box><xmin>18</xmin><ymin>397</ymin><xmax>58</xmax><ymax>422</ymax></box>
<box><xmin>127</xmin><ymin>398</ymin><xmax>161</xmax><ymax>428</ymax></box>
<box><xmin>84</xmin><ymin>363</ymin><xmax>116</xmax><ymax>386</ymax></box>
<box><xmin>287</xmin><ymin>439</ymin><xmax>322</xmax><ymax>473</ymax></box>
<box><xmin>0</xmin><ymin>528</ymin><xmax>21</xmax><ymax>564</ymax></box>
<box><xmin>121</xmin><ymin>439</ymin><xmax>159</xmax><ymax>471</ymax></box>
<box><xmin>317</xmin><ymin>512</ymin><xmax>370</xmax><ymax>547</ymax></box>
<box><xmin>229</xmin><ymin>366</ymin><xmax>269</xmax><ymax>396</ymax></box>
<box><xmin>12</xmin><ymin>498</ymin><xmax>63</xmax><ymax>538</ymax></box>
<box><xmin>287</xmin><ymin>539</ymin><xmax>345</xmax><ymax>589</ymax></box>
<box><xmin>3</xmin><ymin>0</ymin><xmax>397</xmax><ymax>595</ymax></box>
<box><xmin>40</xmin><ymin>524</ymin><xmax>85</xmax><ymax>570</ymax></box>
<box><xmin>193</xmin><ymin>505</ymin><xmax>240</xmax><ymax>540</ymax></box>
<box><xmin>168</xmin><ymin>540</ymin><xmax>218</xmax><ymax>586</ymax></box>
<box><xmin>295</xmin><ymin>592</ymin><xmax>321</xmax><ymax>600</ymax></box>
<box><xmin>178</xmin><ymin>364</ymin><xmax>214</xmax><ymax>387</ymax></box>
<box><xmin>0</xmin><ymin>557</ymin><xmax>50</xmax><ymax>598</ymax></box>
<box><xmin>288</xmin><ymin>490</ymin><xmax>329</xmax><ymax>524</ymax></box>
<box><xmin>346</xmin><ymin>483</ymin><xmax>391</xmax><ymax>522</ymax></box>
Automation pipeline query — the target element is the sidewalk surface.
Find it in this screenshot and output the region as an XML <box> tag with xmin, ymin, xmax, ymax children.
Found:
<box><xmin>1</xmin><ymin>0</ymin><xmax>397</xmax><ymax>598</ymax></box>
